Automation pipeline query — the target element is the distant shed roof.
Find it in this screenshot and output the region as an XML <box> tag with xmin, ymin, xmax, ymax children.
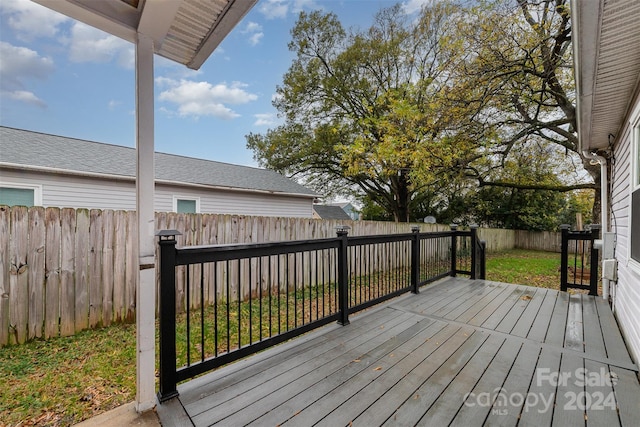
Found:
<box><xmin>313</xmin><ymin>205</ymin><xmax>352</xmax><ymax>220</ymax></box>
<box><xmin>0</xmin><ymin>126</ymin><xmax>316</xmax><ymax>197</ymax></box>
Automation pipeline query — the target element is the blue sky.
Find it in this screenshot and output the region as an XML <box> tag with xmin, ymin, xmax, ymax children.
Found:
<box><xmin>0</xmin><ymin>0</ymin><xmax>430</xmax><ymax>167</ymax></box>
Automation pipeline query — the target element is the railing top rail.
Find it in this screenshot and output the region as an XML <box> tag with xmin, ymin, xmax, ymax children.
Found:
<box><xmin>175</xmin><ymin>237</ymin><xmax>339</xmax><ymax>265</ymax></box>
<box><xmin>347</xmin><ymin>233</ymin><xmax>416</xmax><ymax>246</ymax></box>
<box><xmin>419</xmin><ymin>231</ymin><xmax>458</xmax><ymax>240</ymax></box>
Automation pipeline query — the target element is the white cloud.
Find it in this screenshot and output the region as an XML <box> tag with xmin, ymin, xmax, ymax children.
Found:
<box><xmin>0</xmin><ymin>42</ymin><xmax>54</xmax><ymax>89</ymax></box>
<box><xmin>0</xmin><ymin>0</ymin><xmax>69</xmax><ymax>41</ymax></box>
<box><xmin>242</xmin><ymin>21</ymin><xmax>264</xmax><ymax>46</ymax></box>
<box><xmin>254</xmin><ymin>113</ymin><xmax>278</xmax><ymax>126</ymax></box>
<box><xmin>258</xmin><ymin>0</ymin><xmax>289</xmax><ymax>19</ymax></box>
<box><xmin>402</xmin><ymin>0</ymin><xmax>435</xmax><ymax>15</ymax></box>
<box><xmin>108</xmin><ymin>100</ymin><xmax>122</xmax><ymax>110</ymax></box>
<box><xmin>243</xmin><ymin>22</ymin><xmax>263</xmax><ymax>33</ymax></box>
<box><xmin>7</xmin><ymin>90</ymin><xmax>46</xmax><ymax>108</ymax></box>
<box><xmin>258</xmin><ymin>0</ymin><xmax>321</xmax><ymax>19</ymax></box>
<box><xmin>64</xmin><ymin>22</ymin><xmax>134</xmax><ymax>68</ymax></box>
<box><xmin>156</xmin><ymin>78</ymin><xmax>258</xmax><ymax>120</ymax></box>
<box><xmin>249</xmin><ymin>32</ymin><xmax>264</xmax><ymax>46</ymax></box>
<box><xmin>0</xmin><ymin>42</ymin><xmax>53</xmax><ymax>107</ymax></box>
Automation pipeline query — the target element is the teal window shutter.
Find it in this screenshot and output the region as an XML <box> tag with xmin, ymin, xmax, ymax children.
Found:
<box><xmin>0</xmin><ymin>187</ymin><xmax>35</xmax><ymax>207</ymax></box>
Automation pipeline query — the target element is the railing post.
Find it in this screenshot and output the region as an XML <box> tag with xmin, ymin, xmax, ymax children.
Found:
<box><xmin>450</xmin><ymin>224</ymin><xmax>458</xmax><ymax>277</ymax></box>
<box><xmin>589</xmin><ymin>224</ymin><xmax>601</xmax><ymax>296</ymax></box>
<box><xmin>479</xmin><ymin>241</ymin><xmax>486</xmax><ymax>280</ymax></box>
<box><xmin>336</xmin><ymin>225</ymin><xmax>350</xmax><ymax>326</ymax></box>
<box><xmin>411</xmin><ymin>225</ymin><xmax>421</xmax><ymax>294</ymax></box>
<box><xmin>470</xmin><ymin>225</ymin><xmax>478</xmax><ymax>279</ymax></box>
<box><xmin>156</xmin><ymin>230</ymin><xmax>181</xmax><ymax>402</ymax></box>
<box><xmin>560</xmin><ymin>224</ymin><xmax>570</xmax><ymax>292</ymax></box>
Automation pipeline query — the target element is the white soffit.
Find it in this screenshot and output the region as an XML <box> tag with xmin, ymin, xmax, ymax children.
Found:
<box><xmin>32</xmin><ymin>0</ymin><xmax>258</xmax><ymax>70</ymax></box>
<box><xmin>573</xmin><ymin>0</ymin><xmax>640</xmax><ymax>150</ymax></box>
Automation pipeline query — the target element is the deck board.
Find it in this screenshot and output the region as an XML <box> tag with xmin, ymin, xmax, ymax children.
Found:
<box><xmin>160</xmin><ymin>278</ymin><xmax>640</xmax><ymax>427</ymax></box>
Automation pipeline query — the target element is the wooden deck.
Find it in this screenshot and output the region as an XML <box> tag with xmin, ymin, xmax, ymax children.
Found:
<box><xmin>157</xmin><ymin>277</ymin><xmax>640</xmax><ymax>426</ymax></box>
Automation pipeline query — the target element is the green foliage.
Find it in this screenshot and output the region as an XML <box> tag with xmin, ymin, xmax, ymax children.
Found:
<box><xmin>248</xmin><ymin>2</ymin><xmax>477</xmax><ymax>222</ymax></box>
<box><xmin>248</xmin><ymin>0</ymin><xmax>598</xmax><ymax>226</ymax></box>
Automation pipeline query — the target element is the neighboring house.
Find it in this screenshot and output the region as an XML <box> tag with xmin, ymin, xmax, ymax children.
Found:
<box><xmin>312</xmin><ymin>204</ymin><xmax>352</xmax><ymax>221</ymax></box>
<box><xmin>0</xmin><ymin>127</ymin><xmax>317</xmax><ymax>217</ymax></box>
<box><xmin>335</xmin><ymin>202</ymin><xmax>360</xmax><ymax>220</ymax></box>
<box><xmin>573</xmin><ymin>0</ymin><xmax>640</xmax><ymax>363</ymax></box>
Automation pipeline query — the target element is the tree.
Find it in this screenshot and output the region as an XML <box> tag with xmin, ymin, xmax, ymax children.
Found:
<box><xmin>454</xmin><ymin>0</ymin><xmax>600</xmax><ymax>222</ymax></box>
<box><xmin>247</xmin><ymin>3</ymin><xmax>474</xmax><ymax>222</ymax></box>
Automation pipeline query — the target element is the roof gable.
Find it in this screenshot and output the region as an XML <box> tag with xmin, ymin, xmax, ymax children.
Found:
<box><xmin>0</xmin><ymin>126</ymin><xmax>316</xmax><ymax>197</ymax></box>
<box><xmin>313</xmin><ymin>205</ymin><xmax>351</xmax><ymax>220</ymax></box>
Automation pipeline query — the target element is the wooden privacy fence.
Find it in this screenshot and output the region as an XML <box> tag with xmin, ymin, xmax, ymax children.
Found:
<box><xmin>0</xmin><ymin>205</ymin><xmax>569</xmax><ymax>346</ymax></box>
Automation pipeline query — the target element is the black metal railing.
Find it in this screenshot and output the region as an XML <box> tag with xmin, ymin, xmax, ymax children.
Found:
<box><xmin>157</xmin><ymin>225</ymin><xmax>486</xmax><ymax>401</ymax></box>
<box><xmin>560</xmin><ymin>224</ymin><xmax>600</xmax><ymax>295</ymax></box>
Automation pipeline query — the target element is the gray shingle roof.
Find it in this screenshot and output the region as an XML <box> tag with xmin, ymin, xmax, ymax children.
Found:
<box><xmin>0</xmin><ymin>126</ymin><xmax>316</xmax><ymax>197</ymax></box>
<box><xmin>313</xmin><ymin>205</ymin><xmax>352</xmax><ymax>220</ymax></box>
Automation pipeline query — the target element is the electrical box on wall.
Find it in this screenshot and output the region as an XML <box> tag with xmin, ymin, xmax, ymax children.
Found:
<box><xmin>602</xmin><ymin>259</ymin><xmax>618</xmax><ymax>281</ymax></box>
<box><xmin>601</xmin><ymin>232</ymin><xmax>616</xmax><ymax>259</ymax></box>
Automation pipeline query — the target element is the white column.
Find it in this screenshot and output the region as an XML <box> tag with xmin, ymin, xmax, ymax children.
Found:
<box><xmin>135</xmin><ymin>32</ymin><xmax>156</xmax><ymax>413</ymax></box>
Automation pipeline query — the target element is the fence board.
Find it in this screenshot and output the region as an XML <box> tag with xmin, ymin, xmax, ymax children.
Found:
<box><xmin>102</xmin><ymin>210</ymin><xmax>114</xmax><ymax>327</ymax></box>
<box><xmin>60</xmin><ymin>208</ymin><xmax>76</xmax><ymax>336</ymax></box>
<box><xmin>0</xmin><ymin>207</ymin><xmax>10</xmax><ymax>346</ymax></box>
<box><xmin>112</xmin><ymin>211</ymin><xmax>126</xmax><ymax>323</ymax></box>
<box><xmin>75</xmin><ymin>209</ymin><xmax>90</xmax><ymax>331</ymax></box>
<box><xmin>125</xmin><ymin>210</ymin><xmax>137</xmax><ymax>321</ymax></box>
<box><xmin>28</xmin><ymin>207</ymin><xmax>46</xmax><ymax>339</ymax></box>
<box><xmin>89</xmin><ymin>209</ymin><xmax>103</xmax><ymax>327</ymax></box>
<box><xmin>45</xmin><ymin>208</ymin><xmax>61</xmax><ymax>339</ymax></box>
<box><xmin>9</xmin><ymin>206</ymin><xmax>28</xmax><ymax>344</ymax></box>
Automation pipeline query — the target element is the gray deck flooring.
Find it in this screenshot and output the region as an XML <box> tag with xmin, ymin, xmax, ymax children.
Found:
<box><xmin>157</xmin><ymin>277</ymin><xmax>640</xmax><ymax>427</ymax></box>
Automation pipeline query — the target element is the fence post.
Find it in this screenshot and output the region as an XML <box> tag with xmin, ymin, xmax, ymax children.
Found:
<box><xmin>336</xmin><ymin>225</ymin><xmax>350</xmax><ymax>326</ymax></box>
<box><xmin>470</xmin><ymin>225</ymin><xmax>478</xmax><ymax>279</ymax></box>
<box><xmin>560</xmin><ymin>224</ymin><xmax>570</xmax><ymax>292</ymax></box>
<box><xmin>450</xmin><ymin>224</ymin><xmax>458</xmax><ymax>277</ymax></box>
<box><xmin>411</xmin><ymin>225</ymin><xmax>421</xmax><ymax>294</ymax></box>
<box><xmin>479</xmin><ymin>241</ymin><xmax>486</xmax><ymax>280</ymax></box>
<box><xmin>589</xmin><ymin>224</ymin><xmax>601</xmax><ymax>296</ymax></box>
<box><xmin>156</xmin><ymin>230</ymin><xmax>181</xmax><ymax>402</ymax></box>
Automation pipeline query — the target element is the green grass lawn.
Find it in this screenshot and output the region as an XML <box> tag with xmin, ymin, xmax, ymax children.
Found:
<box><xmin>0</xmin><ymin>249</ymin><xmax>564</xmax><ymax>426</ymax></box>
<box><xmin>486</xmin><ymin>249</ymin><xmax>561</xmax><ymax>288</ymax></box>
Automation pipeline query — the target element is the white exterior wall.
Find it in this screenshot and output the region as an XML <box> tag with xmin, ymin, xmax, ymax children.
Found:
<box><xmin>610</xmin><ymin>93</ymin><xmax>640</xmax><ymax>365</ymax></box>
<box><xmin>0</xmin><ymin>169</ymin><xmax>314</xmax><ymax>218</ymax></box>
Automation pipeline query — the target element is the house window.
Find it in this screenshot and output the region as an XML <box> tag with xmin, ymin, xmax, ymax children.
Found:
<box><xmin>173</xmin><ymin>196</ymin><xmax>200</xmax><ymax>213</ymax></box>
<box><xmin>631</xmin><ymin>117</ymin><xmax>640</xmax><ymax>265</ymax></box>
<box><xmin>0</xmin><ymin>183</ymin><xmax>42</xmax><ymax>207</ymax></box>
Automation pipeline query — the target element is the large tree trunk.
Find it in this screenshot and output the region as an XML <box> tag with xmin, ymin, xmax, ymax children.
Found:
<box><xmin>392</xmin><ymin>171</ymin><xmax>411</xmax><ymax>222</ymax></box>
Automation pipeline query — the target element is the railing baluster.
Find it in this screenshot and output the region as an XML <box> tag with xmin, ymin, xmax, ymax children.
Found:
<box><xmin>200</xmin><ymin>263</ymin><xmax>204</xmax><ymax>363</ymax></box>
<box><xmin>214</xmin><ymin>262</ymin><xmax>218</xmax><ymax>358</ymax></box>
<box><xmin>186</xmin><ymin>266</ymin><xmax>191</xmax><ymax>367</ymax></box>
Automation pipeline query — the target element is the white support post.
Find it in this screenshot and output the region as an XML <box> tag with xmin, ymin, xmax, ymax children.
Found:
<box><xmin>135</xmin><ymin>33</ymin><xmax>156</xmax><ymax>413</ymax></box>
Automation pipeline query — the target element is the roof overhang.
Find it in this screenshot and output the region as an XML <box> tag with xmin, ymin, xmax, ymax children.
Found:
<box><xmin>571</xmin><ymin>0</ymin><xmax>640</xmax><ymax>151</ymax></box>
<box><xmin>32</xmin><ymin>0</ymin><xmax>258</xmax><ymax>69</ymax></box>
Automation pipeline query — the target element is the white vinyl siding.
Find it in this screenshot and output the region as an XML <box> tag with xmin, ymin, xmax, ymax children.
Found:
<box><xmin>611</xmin><ymin>94</ymin><xmax>640</xmax><ymax>365</ymax></box>
<box><xmin>156</xmin><ymin>184</ymin><xmax>313</xmax><ymax>217</ymax></box>
<box><xmin>0</xmin><ymin>169</ymin><xmax>314</xmax><ymax>218</ymax></box>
